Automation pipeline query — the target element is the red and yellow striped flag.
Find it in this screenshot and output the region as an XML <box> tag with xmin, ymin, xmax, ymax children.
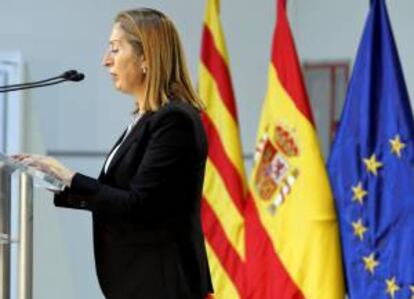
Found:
<box><xmin>198</xmin><ymin>0</ymin><xmax>246</xmax><ymax>298</ymax></box>
<box><xmin>245</xmin><ymin>0</ymin><xmax>345</xmax><ymax>298</ymax></box>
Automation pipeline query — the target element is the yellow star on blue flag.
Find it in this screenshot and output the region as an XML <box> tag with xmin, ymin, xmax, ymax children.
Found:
<box><xmin>389</xmin><ymin>134</ymin><xmax>406</xmax><ymax>158</ymax></box>
<box><xmin>385</xmin><ymin>277</ymin><xmax>400</xmax><ymax>299</ymax></box>
<box><xmin>363</xmin><ymin>154</ymin><xmax>383</xmax><ymax>176</ymax></box>
<box><xmin>352</xmin><ymin>182</ymin><xmax>368</xmax><ymax>205</ymax></box>
<box><xmin>362</xmin><ymin>253</ymin><xmax>379</xmax><ymax>274</ymax></box>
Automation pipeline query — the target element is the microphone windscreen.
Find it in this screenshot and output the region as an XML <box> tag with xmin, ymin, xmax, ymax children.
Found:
<box><xmin>71</xmin><ymin>73</ymin><xmax>85</xmax><ymax>82</ymax></box>
<box><xmin>62</xmin><ymin>70</ymin><xmax>85</xmax><ymax>82</ymax></box>
<box><xmin>62</xmin><ymin>70</ymin><xmax>78</xmax><ymax>79</ymax></box>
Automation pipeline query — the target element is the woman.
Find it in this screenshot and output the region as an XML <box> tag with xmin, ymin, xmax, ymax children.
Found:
<box><xmin>14</xmin><ymin>8</ymin><xmax>213</xmax><ymax>299</ymax></box>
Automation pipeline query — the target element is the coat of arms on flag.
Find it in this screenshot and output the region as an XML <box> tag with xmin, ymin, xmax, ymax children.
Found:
<box><xmin>254</xmin><ymin>123</ymin><xmax>299</xmax><ymax>214</ymax></box>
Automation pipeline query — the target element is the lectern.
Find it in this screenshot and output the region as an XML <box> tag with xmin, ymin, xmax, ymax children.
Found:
<box><xmin>0</xmin><ymin>153</ymin><xmax>64</xmax><ymax>299</ymax></box>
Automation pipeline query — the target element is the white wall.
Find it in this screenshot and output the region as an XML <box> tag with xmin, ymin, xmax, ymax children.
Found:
<box><xmin>1</xmin><ymin>0</ymin><xmax>413</xmax><ymax>298</ymax></box>
<box><xmin>292</xmin><ymin>0</ymin><xmax>414</xmax><ymax>100</ymax></box>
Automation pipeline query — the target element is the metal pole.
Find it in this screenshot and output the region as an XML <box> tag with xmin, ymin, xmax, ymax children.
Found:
<box><xmin>18</xmin><ymin>172</ymin><xmax>33</xmax><ymax>299</ymax></box>
<box><xmin>0</xmin><ymin>168</ymin><xmax>12</xmax><ymax>299</ymax></box>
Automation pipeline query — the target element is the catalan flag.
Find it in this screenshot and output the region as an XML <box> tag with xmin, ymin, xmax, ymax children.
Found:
<box><xmin>198</xmin><ymin>0</ymin><xmax>246</xmax><ymax>298</ymax></box>
<box><xmin>328</xmin><ymin>0</ymin><xmax>414</xmax><ymax>298</ymax></box>
<box><xmin>244</xmin><ymin>0</ymin><xmax>344</xmax><ymax>298</ymax></box>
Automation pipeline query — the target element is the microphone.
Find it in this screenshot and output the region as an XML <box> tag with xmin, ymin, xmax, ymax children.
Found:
<box><xmin>0</xmin><ymin>70</ymin><xmax>85</xmax><ymax>93</ymax></box>
<box><xmin>62</xmin><ymin>70</ymin><xmax>85</xmax><ymax>82</ymax></box>
<box><xmin>69</xmin><ymin>73</ymin><xmax>85</xmax><ymax>82</ymax></box>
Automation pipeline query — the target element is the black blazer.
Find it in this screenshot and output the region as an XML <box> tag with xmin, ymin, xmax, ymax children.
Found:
<box><xmin>54</xmin><ymin>100</ymin><xmax>213</xmax><ymax>299</ymax></box>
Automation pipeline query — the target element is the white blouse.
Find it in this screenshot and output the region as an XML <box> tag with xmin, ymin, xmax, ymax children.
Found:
<box><xmin>103</xmin><ymin>112</ymin><xmax>144</xmax><ymax>174</ymax></box>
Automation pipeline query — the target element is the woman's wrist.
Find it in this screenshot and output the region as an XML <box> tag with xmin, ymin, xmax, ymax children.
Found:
<box><xmin>63</xmin><ymin>171</ymin><xmax>76</xmax><ymax>187</ymax></box>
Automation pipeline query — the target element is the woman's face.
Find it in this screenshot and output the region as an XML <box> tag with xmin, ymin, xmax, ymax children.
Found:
<box><xmin>102</xmin><ymin>23</ymin><xmax>146</xmax><ymax>95</ymax></box>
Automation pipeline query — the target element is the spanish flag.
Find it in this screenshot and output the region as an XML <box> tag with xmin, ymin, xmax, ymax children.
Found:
<box><xmin>245</xmin><ymin>0</ymin><xmax>345</xmax><ymax>298</ymax></box>
<box><xmin>198</xmin><ymin>0</ymin><xmax>246</xmax><ymax>298</ymax></box>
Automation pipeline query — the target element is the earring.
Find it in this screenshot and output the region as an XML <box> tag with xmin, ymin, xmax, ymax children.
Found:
<box><xmin>142</xmin><ymin>67</ymin><xmax>147</xmax><ymax>74</ymax></box>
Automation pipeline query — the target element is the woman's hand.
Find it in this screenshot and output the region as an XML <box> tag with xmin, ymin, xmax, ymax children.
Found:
<box><xmin>11</xmin><ymin>154</ymin><xmax>76</xmax><ymax>187</ymax></box>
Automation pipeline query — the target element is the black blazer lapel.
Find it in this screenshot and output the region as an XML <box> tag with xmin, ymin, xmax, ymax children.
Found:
<box><xmin>98</xmin><ymin>127</ymin><xmax>130</xmax><ymax>180</ymax></box>
<box><xmin>104</xmin><ymin>113</ymin><xmax>151</xmax><ymax>175</ymax></box>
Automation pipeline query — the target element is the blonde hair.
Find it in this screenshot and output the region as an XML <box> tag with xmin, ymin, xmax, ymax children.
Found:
<box><xmin>115</xmin><ymin>8</ymin><xmax>204</xmax><ymax>112</ymax></box>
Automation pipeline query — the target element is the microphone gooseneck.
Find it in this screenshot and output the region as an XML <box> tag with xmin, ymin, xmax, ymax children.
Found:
<box><xmin>0</xmin><ymin>80</ymin><xmax>67</xmax><ymax>93</ymax></box>
<box><xmin>0</xmin><ymin>70</ymin><xmax>85</xmax><ymax>93</ymax></box>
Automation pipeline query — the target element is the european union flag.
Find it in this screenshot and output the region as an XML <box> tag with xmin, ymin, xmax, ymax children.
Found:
<box><xmin>327</xmin><ymin>0</ymin><xmax>414</xmax><ymax>298</ymax></box>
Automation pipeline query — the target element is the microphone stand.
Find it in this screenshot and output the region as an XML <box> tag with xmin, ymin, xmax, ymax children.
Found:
<box><xmin>0</xmin><ymin>70</ymin><xmax>85</xmax><ymax>93</ymax></box>
<box><xmin>0</xmin><ymin>75</ymin><xmax>65</xmax><ymax>89</ymax></box>
<box><xmin>0</xmin><ymin>79</ymin><xmax>67</xmax><ymax>93</ymax></box>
